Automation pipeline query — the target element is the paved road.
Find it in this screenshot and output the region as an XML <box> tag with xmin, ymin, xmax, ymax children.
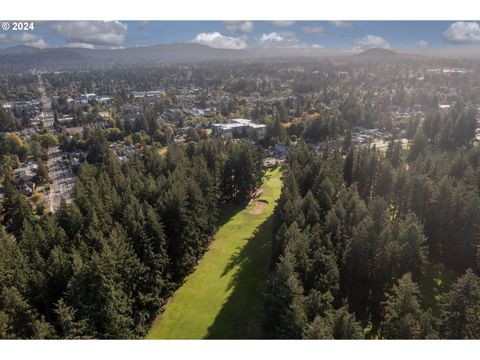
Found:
<box><xmin>37</xmin><ymin>74</ymin><xmax>54</xmax><ymax>129</ymax></box>
<box><xmin>46</xmin><ymin>147</ymin><xmax>74</xmax><ymax>213</ymax></box>
<box><xmin>36</xmin><ymin>73</ymin><xmax>74</xmax><ymax>213</ymax></box>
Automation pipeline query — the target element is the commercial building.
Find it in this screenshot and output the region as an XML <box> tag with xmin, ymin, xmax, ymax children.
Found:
<box><xmin>211</xmin><ymin>118</ymin><xmax>267</xmax><ymax>140</ymax></box>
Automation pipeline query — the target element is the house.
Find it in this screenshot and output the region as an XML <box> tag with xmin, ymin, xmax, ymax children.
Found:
<box><xmin>184</xmin><ymin>108</ymin><xmax>205</xmax><ymax>117</ymax></box>
<box><xmin>211</xmin><ymin>122</ymin><xmax>242</xmax><ymax>139</ymax></box>
<box><xmin>82</xmin><ymin>93</ymin><xmax>97</xmax><ymax>102</ymax></box>
<box><xmin>263</xmin><ymin>158</ymin><xmax>278</xmax><ymax>168</ymax></box>
<box><xmin>174</xmin><ymin>135</ymin><xmax>186</xmax><ymax>143</ymax></box>
<box><xmin>71</xmin><ymin>158</ymin><xmax>81</xmax><ymax>167</ymax></box>
<box><xmin>20</xmin><ymin>183</ymin><xmax>34</xmax><ymax>196</ymax></box>
<box><xmin>97</xmin><ymin>96</ymin><xmax>111</xmax><ymax>104</ymax></box>
<box><xmin>15</xmin><ymin>162</ymin><xmax>38</xmax><ymax>183</ymax></box>
<box><xmin>132</xmin><ymin>90</ymin><xmax>164</xmax><ymax>99</ymax></box>
<box><xmin>58</xmin><ymin>115</ymin><xmax>74</xmax><ymax>124</ymax></box>
<box><xmin>274</xmin><ymin>143</ymin><xmax>288</xmax><ymax>159</ymax></box>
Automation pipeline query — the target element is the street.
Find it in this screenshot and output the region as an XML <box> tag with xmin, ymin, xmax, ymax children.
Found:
<box><xmin>46</xmin><ymin>146</ymin><xmax>74</xmax><ymax>213</ymax></box>
<box><xmin>37</xmin><ymin>73</ymin><xmax>74</xmax><ymax>213</ymax></box>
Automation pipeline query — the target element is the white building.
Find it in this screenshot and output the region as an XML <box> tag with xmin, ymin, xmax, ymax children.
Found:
<box><xmin>212</xmin><ymin>118</ymin><xmax>267</xmax><ymax>140</ymax></box>
<box><xmin>82</xmin><ymin>93</ymin><xmax>97</xmax><ymax>102</ymax></box>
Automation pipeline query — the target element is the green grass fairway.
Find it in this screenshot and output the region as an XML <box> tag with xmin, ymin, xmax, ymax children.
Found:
<box><xmin>146</xmin><ymin>168</ymin><xmax>282</xmax><ymax>339</ymax></box>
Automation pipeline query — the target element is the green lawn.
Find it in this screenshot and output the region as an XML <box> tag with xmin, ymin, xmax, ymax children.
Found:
<box><xmin>146</xmin><ymin>167</ymin><xmax>282</xmax><ymax>339</ymax></box>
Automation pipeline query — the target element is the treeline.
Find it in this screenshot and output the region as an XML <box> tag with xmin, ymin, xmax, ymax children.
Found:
<box><xmin>0</xmin><ymin>72</ymin><xmax>38</xmax><ymax>101</ymax></box>
<box><xmin>265</xmin><ymin>140</ymin><xmax>480</xmax><ymax>339</ymax></box>
<box><xmin>0</xmin><ymin>139</ymin><xmax>263</xmax><ymax>338</ymax></box>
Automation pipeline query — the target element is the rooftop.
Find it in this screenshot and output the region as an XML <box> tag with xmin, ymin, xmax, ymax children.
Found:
<box><xmin>212</xmin><ymin>118</ymin><xmax>267</xmax><ymax>130</ymax></box>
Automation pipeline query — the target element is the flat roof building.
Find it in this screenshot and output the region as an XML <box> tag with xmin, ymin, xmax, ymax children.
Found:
<box><xmin>212</xmin><ymin>118</ymin><xmax>267</xmax><ymax>140</ymax></box>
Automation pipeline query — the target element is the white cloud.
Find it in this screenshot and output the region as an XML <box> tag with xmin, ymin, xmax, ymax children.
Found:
<box><xmin>223</xmin><ymin>21</ymin><xmax>253</xmax><ymax>33</ymax></box>
<box><xmin>354</xmin><ymin>34</ymin><xmax>391</xmax><ymax>49</ymax></box>
<box><xmin>443</xmin><ymin>21</ymin><xmax>480</xmax><ymax>43</ymax></box>
<box><xmin>311</xmin><ymin>44</ymin><xmax>324</xmax><ymax>49</ymax></box>
<box><xmin>191</xmin><ymin>32</ymin><xmax>247</xmax><ymax>49</ymax></box>
<box><xmin>329</xmin><ymin>21</ymin><xmax>353</xmax><ymax>29</ymax></box>
<box><xmin>267</xmin><ymin>21</ymin><xmax>296</xmax><ymax>28</ymax></box>
<box><xmin>256</xmin><ymin>32</ymin><xmax>306</xmax><ymax>48</ymax></box>
<box><xmin>25</xmin><ymin>38</ymin><xmax>48</xmax><ymax>49</ymax></box>
<box><xmin>415</xmin><ymin>40</ymin><xmax>428</xmax><ymax>48</ymax></box>
<box><xmin>64</xmin><ymin>42</ymin><xmax>96</xmax><ymax>49</ymax></box>
<box><xmin>0</xmin><ymin>33</ymin><xmax>47</xmax><ymax>48</ymax></box>
<box><xmin>10</xmin><ymin>33</ymin><xmax>38</xmax><ymax>42</ymax></box>
<box><xmin>51</xmin><ymin>21</ymin><xmax>127</xmax><ymax>47</ymax></box>
<box><xmin>302</xmin><ymin>26</ymin><xmax>327</xmax><ymax>37</ymax></box>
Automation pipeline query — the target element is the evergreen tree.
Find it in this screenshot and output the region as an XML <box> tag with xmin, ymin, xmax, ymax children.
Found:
<box><xmin>265</xmin><ymin>253</ymin><xmax>307</xmax><ymax>339</ymax></box>
<box><xmin>382</xmin><ymin>273</ymin><xmax>435</xmax><ymax>339</ymax></box>
<box><xmin>302</xmin><ymin>305</ymin><xmax>363</xmax><ymax>339</ymax></box>
<box><xmin>441</xmin><ymin>269</ymin><xmax>480</xmax><ymax>339</ymax></box>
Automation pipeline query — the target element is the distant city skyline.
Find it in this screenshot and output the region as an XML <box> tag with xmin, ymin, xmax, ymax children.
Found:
<box><xmin>1</xmin><ymin>21</ymin><xmax>480</xmax><ymax>50</ymax></box>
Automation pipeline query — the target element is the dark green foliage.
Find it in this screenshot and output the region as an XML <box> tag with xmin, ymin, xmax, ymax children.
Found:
<box><xmin>221</xmin><ymin>141</ymin><xmax>264</xmax><ymax>202</ymax></box>
<box><xmin>66</xmin><ymin>225</ymin><xmax>143</xmax><ymax>338</ymax></box>
<box><xmin>34</xmin><ymin>159</ymin><xmax>49</xmax><ymax>184</ymax></box>
<box><xmin>85</xmin><ymin>128</ymin><xmax>109</xmax><ymax>163</ymax></box>
<box><xmin>303</xmin><ymin>305</ymin><xmax>364</xmax><ymax>339</ymax></box>
<box><xmin>0</xmin><ymin>107</ymin><xmax>18</xmax><ymax>131</ymax></box>
<box><xmin>264</xmin><ymin>253</ymin><xmax>307</xmax><ymax>339</ymax></box>
<box><xmin>438</xmin><ymin>106</ymin><xmax>477</xmax><ymax>151</ymax></box>
<box><xmin>267</xmin><ymin>139</ymin><xmax>480</xmax><ymax>339</ymax></box>
<box><xmin>2</xmin><ymin>182</ymin><xmax>34</xmax><ymax>236</ymax></box>
<box><xmin>53</xmin><ymin>298</ymin><xmax>90</xmax><ymax>339</ymax></box>
<box><xmin>0</xmin><ymin>139</ymin><xmax>263</xmax><ymax>339</ymax></box>
<box><xmin>386</xmin><ymin>139</ymin><xmax>402</xmax><ymax>169</ymax></box>
<box><xmin>382</xmin><ymin>273</ymin><xmax>437</xmax><ymax>339</ymax></box>
<box><xmin>441</xmin><ymin>269</ymin><xmax>480</xmax><ymax>339</ymax></box>
<box><xmin>408</xmin><ymin>128</ymin><xmax>427</xmax><ymax>162</ymax></box>
<box><xmin>0</xmin><ymin>286</ymin><xmax>55</xmax><ymax>339</ymax></box>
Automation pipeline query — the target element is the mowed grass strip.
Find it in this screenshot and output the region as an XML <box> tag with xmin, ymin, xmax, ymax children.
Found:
<box><xmin>146</xmin><ymin>167</ymin><xmax>282</xmax><ymax>339</ymax></box>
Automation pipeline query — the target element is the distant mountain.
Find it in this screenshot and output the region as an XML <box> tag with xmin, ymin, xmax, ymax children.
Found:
<box><xmin>353</xmin><ymin>48</ymin><xmax>400</xmax><ymax>60</ymax></box>
<box><xmin>0</xmin><ymin>43</ymin><xmax>251</xmax><ymax>68</ymax></box>
<box><xmin>0</xmin><ymin>45</ymin><xmax>43</xmax><ymax>55</ymax></box>
<box><xmin>0</xmin><ymin>43</ymin><xmax>459</xmax><ymax>68</ymax></box>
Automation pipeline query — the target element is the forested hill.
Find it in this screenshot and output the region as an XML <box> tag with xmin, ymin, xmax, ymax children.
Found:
<box><xmin>265</xmin><ymin>140</ymin><xmax>480</xmax><ymax>339</ymax></box>
<box><xmin>0</xmin><ymin>138</ymin><xmax>264</xmax><ymax>338</ymax></box>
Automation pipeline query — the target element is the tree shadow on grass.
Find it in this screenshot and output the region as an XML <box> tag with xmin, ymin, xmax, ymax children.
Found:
<box><xmin>205</xmin><ymin>215</ymin><xmax>275</xmax><ymax>339</ymax></box>
<box><xmin>167</xmin><ymin>204</ymin><xmax>245</xmax><ymax>292</ymax></box>
<box><xmin>216</xmin><ymin>204</ymin><xmax>244</xmax><ymax>229</ymax></box>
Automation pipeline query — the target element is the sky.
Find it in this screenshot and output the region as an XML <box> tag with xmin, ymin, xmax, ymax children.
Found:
<box><xmin>1</xmin><ymin>21</ymin><xmax>480</xmax><ymax>50</ymax></box>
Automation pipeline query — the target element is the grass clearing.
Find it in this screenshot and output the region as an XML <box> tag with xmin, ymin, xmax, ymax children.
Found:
<box><xmin>146</xmin><ymin>167</ymin><xmax>282</xmax><ymax>339</ymax></box>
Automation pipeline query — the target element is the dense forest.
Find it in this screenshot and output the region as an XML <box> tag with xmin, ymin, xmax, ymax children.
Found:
<box><xmin>265</xmin><ymin>130</ymin><xmax>480</xmax><ymax>338</ymax></box>
<box><xmin>3</xmin><ymin>56</ymin><xmax>480</xmax><ymax>340</ymax></box>
<box><xmin>0</xmin><ymin>137</ymin><xmax>263</xmax><ymax>338</ymax></box>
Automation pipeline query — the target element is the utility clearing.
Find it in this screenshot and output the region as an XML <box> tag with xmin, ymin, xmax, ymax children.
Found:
<box><xmin>146</xmin><ymin>167</ymin><xmax>282</xmax><ymax>339</ymax></box>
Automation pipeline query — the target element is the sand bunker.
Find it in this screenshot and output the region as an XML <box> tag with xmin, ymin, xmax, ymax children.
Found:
<box><xmin>252</xmin><ymin>187</ymin><xmax>264</xmax><ymax>199</ymax></box>
<box><xmin>250</xmin><ymin>199</ymin><xmax>268</xmax><ymax>215</ymax></box>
